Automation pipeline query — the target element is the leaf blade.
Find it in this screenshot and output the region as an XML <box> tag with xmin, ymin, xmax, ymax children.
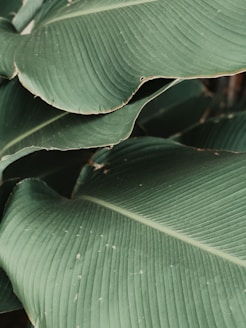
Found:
<box><xmin>0</xmin><ymin>138</ymin><xmax>246</xmax><ymax>327</ymax></box>
<box><xmin>0</xmin><ymin>78</ymin><xmax>176</xmax><ymax>172</ymax></box>
<box><xmin>176</xmin><ymin>111</ymin><xmax>246</xmax><ymax>151</ymax></box>
<box><xmin>1</xmin><ymin>0</ymin><xmax>246</xmax><ymax>113</ymax></box>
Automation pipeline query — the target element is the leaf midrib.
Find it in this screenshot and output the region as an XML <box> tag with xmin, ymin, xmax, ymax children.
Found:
<box><xmin>0</xmin><ymin>112</ymin><xmax>68</xmax><ymax>158</ymax></box>
<box><xmin>42</xmin><ymin>0</ymin><xmax>157</xmax><ymax>27</ymax></box>
<box><xmin>81</xmin><ymin>194</ymin><xmax>246</xmax><ymax>268</ymax></box>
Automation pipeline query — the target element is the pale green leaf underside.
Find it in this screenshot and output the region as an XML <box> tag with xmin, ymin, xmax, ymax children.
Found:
<box><xmin>176</xmin><ymin>111</ymin><xmax>246</xmax><ymax>152</ymax></box>
<box><xmin>0</xmin><ymin>138</ymin><xmax>246</xmax><ymax>327</ymax></box>
<box><xmin>0</xmin><ymin>0</ymin><xmax>246</xmax><ymax>113</ymax></box>
<box><xmin>0</xmin><ymin>79</ymin><xmax>176</xmax><ymax>173</ymax></box>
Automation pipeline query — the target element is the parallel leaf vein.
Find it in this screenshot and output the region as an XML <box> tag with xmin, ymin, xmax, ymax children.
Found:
<box><xmin>0</xmin><ymin>112</ymin><xmax>68</xmax><ymax>157</ymax></box>
<box><xmin>42</xmin><ymin>0</ymin><xmax>157</xmax><ymax>26</ymax></box>
<box><xmin>81</xmin><ymin>195</ymin><xmax>246</xmax><ymax>268</ymax></box>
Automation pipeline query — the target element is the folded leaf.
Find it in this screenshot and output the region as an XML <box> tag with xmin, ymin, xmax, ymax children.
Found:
<box><xmin>0</xmin><ymin>138</ymin><xmax>245</xmax><ymax>327</ymax></box>
<box><xmin>0</xmin><ymin>0</ymin><xmax>246</xmax><ymax>113</ymax></box>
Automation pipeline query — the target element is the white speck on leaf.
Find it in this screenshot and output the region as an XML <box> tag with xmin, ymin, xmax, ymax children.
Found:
<box><xmin>76</xmin><ymin>253</ymin><xmax>81</xmax><ymax>260</ymax></box>
<box><xmin>74</xmin><ymin>293</ymin><xmax>78</xmax><ymax>302</ymax></box>
<box><xmin>214</xmin><ymin>152</ymin><xmax>220</xmax><ymax>156</ymax></box>
<box><xmin>89</xmin><ymin>159</ymin><xmax>105</xmax><ymax>171</ymax></box>
<box><xmin>112</xmin><ymin>245</ymin><xmax>116</xmax><ymax>250</ymax></box>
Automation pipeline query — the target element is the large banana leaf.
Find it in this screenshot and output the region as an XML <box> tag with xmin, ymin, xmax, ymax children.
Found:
<box><xmin>0</xmin><ymin>138</ymin><xmax>245</xmax><ymax>327</ymax></box>
<box><xmin>0</xmin><ymin>78</ymin><xmax>176</xmax><ymax>173</ymax></box>
<box><xmin>0</xmin><ymin>0</ymin><xmax>246</xmax><ymax>113</ymax></box>
<box><xmin>175</xmin><ymin>111</ymin><xmax>246</xmax><ymax>152</ymax></box>
<box><xmin>0</xmin><ymin>149</ymin><xmax>90</xmax><ymax>314</ymax></box>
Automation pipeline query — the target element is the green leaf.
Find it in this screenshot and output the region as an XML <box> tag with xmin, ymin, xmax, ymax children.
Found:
<box><xmin>0</xmin><ymin>18</ymin><xmax>20</xmax><ymax>77</ymax></box>
<box><xmin>0</xmin><ymin>0</ymin><xmax>22</xmax><ymax>20</ymax></box>
<box><xmin>0</xmin><ymin>138</ymin><xmax>246</xmax><ymax>327</ymax></box>
<box><xmin>0</xmin><ymin>78</ymin><xmax>176</xmax><ymax>173</ymax></box>
<box><xmin>175</xmin><ymin>111</ymin><xmax>246</xmax><ymax>152</ymax></box>
<box><xmin>137</xmin><ymin>80</ymin><xmax>210</xmax><ymax>137</ymax></box>
<box><xmin>0</xmin><ymin>269</ymin><xmax>22</xmax><ymax>313</ymax></box>
<box><xmin>0</xmin><ymin>0</ymin><xmax>246</xmax><ymax>113</ymax></box>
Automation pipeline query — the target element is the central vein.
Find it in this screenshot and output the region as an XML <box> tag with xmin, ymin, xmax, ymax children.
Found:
<box><xmin>42</xmin><ymin>0</ymin><xmax>157</xmax><ymax>26</ymax></box>
<box><xmin>80</xmin><ymin>194</ymin><xmax>246</xmax><ymax>268</ymax></box>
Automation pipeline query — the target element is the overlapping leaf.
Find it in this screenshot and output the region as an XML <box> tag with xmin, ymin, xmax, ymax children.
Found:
<box><xmin>176</xmin><ymin>111</ymin><xmax>246</xmax><ymax>151</ymax></box>
<box><xmin>0</xmin><ymin>0</ymin><xmax>246</xmax><ymax>113</ymax></box>
<box><xmin>0</xmin><ymin>138</ymin><xmax>245</xmax><ymax>327</ymax></box>
<box><xmin>137</xmin><ymin>80</ymin><xmax>210</xmax><ymax>137</ymax></box>
<box><xmin>0</xmin><ymin>78</ymin><xmax>176</xmax><ymax>173</ymax></box>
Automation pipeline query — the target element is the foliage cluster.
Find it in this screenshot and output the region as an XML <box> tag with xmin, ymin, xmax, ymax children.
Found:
<box><xmin>0</xmin><ymin>1</ymin><xmax>246</xmax><ymax>327</ymax></box>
